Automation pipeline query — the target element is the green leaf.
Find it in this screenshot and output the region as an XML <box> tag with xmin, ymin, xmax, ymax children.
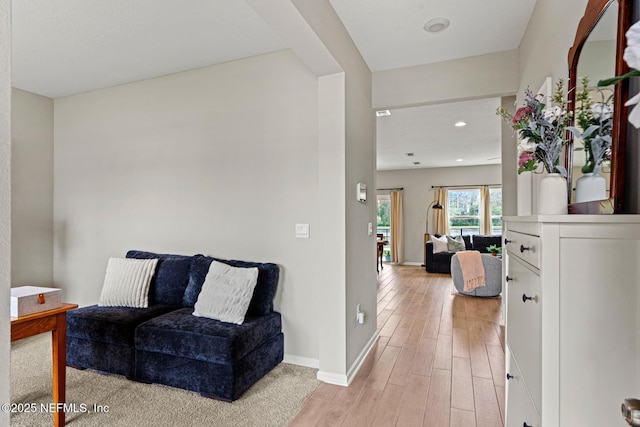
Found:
<box><xmin>597</xmin><ymin>70</ymin><xmax>640</xmax><ymax>87</ymax></box>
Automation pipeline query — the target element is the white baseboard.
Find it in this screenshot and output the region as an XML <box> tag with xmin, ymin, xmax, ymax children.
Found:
<box><xmin>381</xmin><ymin>261</ymin><xmax>421</xmax><ymax>266</ymax></box>
<box><xmin>345</xmin><ymin>330</ymin><xmax>379</xmax><ymax>384</ymax></box>
<box><xmin>283</xmin><ymin>354</ymin><xmax>319</xmax><ymax>369</ymax></box>
<box><xmin>316</xmin><ymin>370</ymin><xmax>349</xmax><ymax>386</ymax></box>
<box><xmin>316</xmin><ymin>330</ymin><xmax>379</xmax><ymax>387</ymax></box>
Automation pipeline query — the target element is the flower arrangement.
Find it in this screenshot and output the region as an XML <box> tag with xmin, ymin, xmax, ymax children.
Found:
<box><xmin>497</xmin><ymin>80</ymin><xmax>570</xmax><ymax>175</ymax></box>
<box><xmin>567</xmin><ymin>76</ymin><xmax>613</xmax><ymax>176</ymax></box>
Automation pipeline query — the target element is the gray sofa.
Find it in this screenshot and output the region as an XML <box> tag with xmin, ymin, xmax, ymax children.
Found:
<box><xmin>450</xmin><ymin>252</ymin><xmax>502</xmax><ymax>297</ymax></box>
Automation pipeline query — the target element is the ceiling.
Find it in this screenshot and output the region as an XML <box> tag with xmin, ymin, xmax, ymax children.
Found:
<box><xmin>376</xmin><ymin>98</ymin><xmax>503</xmax><ymax>171</ymax></box>
<box><xmin>11</xmin><ymin>0</ymin><xmax>287</xmax><ymax>99</ymax></box>
<box><xmin>327</xmin><ymin>0</ymin><xmax>537</xmax><ymax>72</ymax></box>
<box><xmin>11</xmin><ymin>0</ymin><xmax>539</xmax><ymax>170</ymax></box>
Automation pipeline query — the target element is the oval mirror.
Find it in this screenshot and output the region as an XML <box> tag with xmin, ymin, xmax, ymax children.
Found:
<box><xmin>567</xmin><ymin>0</ymin><xmax>631</xmax><ymax>212</ymax></box>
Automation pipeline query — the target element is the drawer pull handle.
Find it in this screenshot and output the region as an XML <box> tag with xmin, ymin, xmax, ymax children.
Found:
<box><xmin>506</xmin><ymin>373</ymin><xmax>514</xmax><ymax>380</ymax></box>
<box><xmin>522</xmin><ymin>294</ymin><xmax>535</xmax><ymax>303</ymax></box>
<box><xmin>523</xmin><ymin>423</ymin><xmax>532</xmax><ymax>427</ymax></box>
<box><xmin>504</xmin><ymin>238</ymin><xmax>512</xmax><ymax>245</ymax></box>
<box><xmin>506</xmin><ymin>276</ymin><xmax>513</xmax><ymax>282</ymax></box>
<box><xmin>520</xmin><ymin>244</ymin><xmax>530</xmax><ymax>253</ymax></box>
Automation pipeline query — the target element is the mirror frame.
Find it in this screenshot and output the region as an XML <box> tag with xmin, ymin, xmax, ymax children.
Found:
<box><xmin>567</xmin><ymin>0</ymin><xmax>632</xmax><ymax>212</ymax></box>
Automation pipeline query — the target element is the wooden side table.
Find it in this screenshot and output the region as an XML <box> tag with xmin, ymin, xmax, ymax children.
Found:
<box><xmin>11</xmin><ymin>303</ymin><xmax>78</xmax><ymax>427</ymax></box>
<box><xmin>376</xmin><ymin>239</ymin><xmax>388</xmax><ymax>272</ymax></box>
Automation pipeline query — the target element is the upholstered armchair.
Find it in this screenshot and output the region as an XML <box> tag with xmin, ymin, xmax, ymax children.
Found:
<box><xmin>450</xmin><ymin>253</ymin><xmax>502</xmax><ymax>297</ymax></box>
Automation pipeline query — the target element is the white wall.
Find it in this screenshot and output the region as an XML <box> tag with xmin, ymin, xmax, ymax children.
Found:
<box><xmin>0</xmin><ymin>0</ymin><xmax>11</xmax><ymax>421</ymax></box>
<box><xmin>377</xmin><ymin>164</ymin><xmax>502</xmax><ymax>264</ymax></box>
<box><xmin>501</xmin><ymin>96</ymin><xmax>517</xmax><ymax>216</ymax></box>
<box><xmin>372</xmin><ymin>50</ymin><xmax>519</xmax><ymax>109</ymax></box>
<box><xmin>53</xmin><ymin>50</ymin><xmax>323</xmax><ymax>362</ymax></box>
<box><xmin>11</xmin><ymin>88</ymin><xmax>54</xmax><ymax>287</ymax></box>
<box><xmin>519</xmin><ymin>0</ymin><xmax>589</xmax><ymax>95</ymax></box>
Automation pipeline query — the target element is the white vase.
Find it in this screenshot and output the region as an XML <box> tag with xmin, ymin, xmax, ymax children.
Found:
<box><xmin>537</xmin><ymin>173</ymin><xmax>568</xmax><ymax>215</ymax></box>
<box><xmin>575</xmin><ymin>173</ymin><xmax>607</xmax><ymax>203</ymax></box>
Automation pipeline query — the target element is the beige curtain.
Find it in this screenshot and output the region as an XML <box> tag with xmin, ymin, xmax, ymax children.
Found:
<box><xmin>433</xmin><ymin>188</ymin><xmax>449</xmax><ymax>236</ymax></box>
<box><xmin>390</xmin><ymin>190</ymin><xmax>403</xmax><ymax>263</ymax></box>
<box><xmin>480</xmin><ymin>186</ymin><xmax>492</xmax><ymax>235</ymax></box>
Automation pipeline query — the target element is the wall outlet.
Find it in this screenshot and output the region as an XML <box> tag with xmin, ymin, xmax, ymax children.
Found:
<box><xmin>356</xmin><ymin>304</ymin><xmax>365</xmax><ymax>324</ymax></box>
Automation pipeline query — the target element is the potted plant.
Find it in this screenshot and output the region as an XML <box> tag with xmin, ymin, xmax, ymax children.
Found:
<box><xmin>487</xmin><ymin>245</ymin><xmax>502</xmax><ymax>257</ymax></box>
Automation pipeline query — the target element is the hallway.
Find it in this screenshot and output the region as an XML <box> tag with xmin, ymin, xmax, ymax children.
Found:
<box><xmin>290</xmin><ymin>264</ymin><xmax>505</xmax><ymax>426</ymax></box>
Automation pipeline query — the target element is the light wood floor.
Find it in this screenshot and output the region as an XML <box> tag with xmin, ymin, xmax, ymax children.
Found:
<box><xmin>290</xmin><ymin>263</ymin><xmax>505</xmax><ymax>427</ymax></box>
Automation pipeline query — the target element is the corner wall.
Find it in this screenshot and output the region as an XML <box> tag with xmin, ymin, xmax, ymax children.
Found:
<box><xmin>53</xmin><ymin>50</ymin><xmax>323</xmax><ymax>362</ymax></box>
<box><xmin>0</xmin><ymin>0</ymin><xmax>11</xmax><ymax>420</ymax></box>
<box><xmin>11</xmin><ymin>88</ymin><xmax>54</xmax><ymax>287</ymax></box>
<box><xmin>292</xmin><ymin>0</ymin><xmax>377</xmax><ymax>381</ymax></box>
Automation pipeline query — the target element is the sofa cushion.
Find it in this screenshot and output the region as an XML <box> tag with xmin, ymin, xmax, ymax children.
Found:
<box><xmin>434</xmin><ymin>234</ymin><xmax>472</xmax><ymax>250</ymax></box>
<box><xmin>183</xmin><ymin>255</ymin><xmax>279</xmax><ymax>316</ymax></box>
<box><xmin>126</xmin><ymin>250</ymin><xmax>192</xmax><ymax>307</ymax></box>
<box><xmin>66</xmin><ymin>304</ymin><xmax>178</xmax><ymax>347</ymax></box>
<box><xmin>472</xmin><ymin>235</ymin><xmax>502</xmax><ymax>253</ymax></box>
<box><xmin>446</xmin><ymin>236</ymin><xmax>466</xmax><ymax>253</ymax></box>
<box><xmin>98</xmin><ymin>257</ymin><xmax>158</xmax><ymax>308</ymax></box>
<box><xmin>193</xmin><ymin>261</ymin><xmax>259</xmax><ymax>324</ymax></box>
<box><xmin>135</xmin><ymin>307</ymin><xmax>282</xmax><ymax>365</ymax></box>
<box><xmin>431</xmin><ymin>235</ymin><xmax>448</xmax><ymax>253</ymax></box>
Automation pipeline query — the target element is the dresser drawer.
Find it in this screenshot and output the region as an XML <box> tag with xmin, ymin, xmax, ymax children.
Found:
<box><xmin>506</xmin><ymin>256</ymin><xmax>541</xmax><ymax>411</ymax></box>
<box><xmin>506</xmin><ymin>350</ymin><xmax>541</xmax><ymax>427</ymax></box>
<box><xmin>504</xmin><ymin>230</ymin><xmax>540</xmax><ymax>268</ymax></box>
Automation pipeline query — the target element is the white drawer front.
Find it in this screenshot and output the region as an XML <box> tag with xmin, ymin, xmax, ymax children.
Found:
<box><xmin>506</xmin><ymin>256</ymin><xmax>541</xmax><ymax>411</ymax></box>
<box><xmin>506</xmin><ymin>350</ymin><xmax>541</xmax><ymax>427</ymax></box>
<box><xmin>504</xmin><ymin>230</ymin><xmax>540</xmax><ymax>269</ymax></box>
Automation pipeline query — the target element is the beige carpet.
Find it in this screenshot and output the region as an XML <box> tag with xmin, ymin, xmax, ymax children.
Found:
<box><xmin>10</xmin><ymin>334</ymin><xmax>319</xmax><ymax>427</ymax></box>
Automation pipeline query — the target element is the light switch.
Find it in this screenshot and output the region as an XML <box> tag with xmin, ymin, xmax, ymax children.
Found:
<box><xmin>368</xmin><ymin>222</ymin><xmax>373</xmax><ymax>236</ymax></box>
<box><xmin>295</xmin><ymin>223</ymin><xmax>310</xmax><ymax>238</ymax></box>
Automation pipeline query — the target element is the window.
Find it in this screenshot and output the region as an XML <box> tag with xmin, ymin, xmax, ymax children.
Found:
<box><xmin>489</xmin><ymin>188</ymin><xmax>502</xmax><ymax>235</ymax></box>
<box><xmin>376</xmin><ymin>195</ymin><xmax>391</xmax><ymax>261</ymax></box>
<box><xmin>447</xmin><ymin>187</ymin><xmax>502</xmax><ymax>236</ymax></box>
<box><xmin>448</xmin><ymin>189</ymin><xmax>480</xmax><ymax>236</ymax></box>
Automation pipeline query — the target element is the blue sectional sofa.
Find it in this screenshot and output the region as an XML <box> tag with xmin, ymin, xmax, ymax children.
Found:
<box><xmin>66</xmin><ymin>250</ymin><xmax>283</xmax><ymax>401</ymax></box>
<box><xmin>425</xmin><ymin>234</ymin><xmax>502</xmax><ymax>274</ymax></box>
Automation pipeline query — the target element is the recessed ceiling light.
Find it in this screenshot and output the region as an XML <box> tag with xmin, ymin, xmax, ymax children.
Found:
<box><xmin>456</xmin><ymin>158</ymin><xmax>464</xmax><ymax>162</ymax></box>
<box><xmin>424</xmin><ymin>18</ymin><xmax>450</xmax><ymax>33</ymax></box>
<box><xmin>454</xmin><ymin>121</ymin><xmax>467</xmax><ymax>127</ymax></box>
<box><xmin>376</xmin><ymin>110</ymin><xmax>391</xmax><ymax>117</ymax></box>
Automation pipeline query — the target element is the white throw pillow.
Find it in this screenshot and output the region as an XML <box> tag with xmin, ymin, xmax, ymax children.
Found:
<box><xmin>447</xmin><ymin>235</ymin><xmax>466</xmax><ymax>253</ymax></box>
<box><xmin>98</xmin><ymin>257</ymin><xmax>158</xmax><ymax>308</ymax></box>
<box><xmin>193</xmin><ymin>261</ymin><xmax>259</xmax><ymax>325</ymax></box>
<box><xmin>431</xmin><ymin>235</ymin><xmax>449</xmax><ymax>253</ymax></box>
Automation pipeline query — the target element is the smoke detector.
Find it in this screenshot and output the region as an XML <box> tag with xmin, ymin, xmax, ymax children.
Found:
<box><xmin>424</xmin><ymin>18</ymin><xmax>450</xmax><ymax>33</ymax></box>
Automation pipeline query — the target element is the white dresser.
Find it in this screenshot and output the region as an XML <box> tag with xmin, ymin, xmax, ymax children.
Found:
<box><xmin>503</xmin><ymin>215</ymin><xmax>640</xmax><ymax>427</ymax></box>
